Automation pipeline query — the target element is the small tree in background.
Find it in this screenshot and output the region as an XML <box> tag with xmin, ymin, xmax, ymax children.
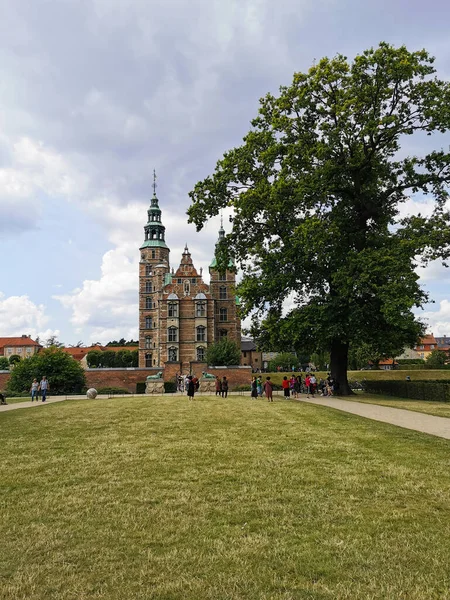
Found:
<box><xmin>206</xmin><ymin>339</ymin><xmax>241</xmax><ymax>366</ymax></box>
<box><xmin>7</xmin><ymin>348</ymin><xmax>86</xmax><ymax>395</ymax></box>
<box><xmin>268</xmin><ymin>352</ymin><xmax>301</xmax><ymax>372</ymax></box>
<box><xmin>86</xmin><ymin>350</ymin><xmax>102</xmax><ymax>368</ymax></box>
<box><xmin>0</xmin><ymin>357</ymin><xmax>10</xmax><ymax>370</ymax></box>
<box><xmin>426</xmin><ymin>349</ymin><xmax>449</xmax><ymax>369</ymax></box>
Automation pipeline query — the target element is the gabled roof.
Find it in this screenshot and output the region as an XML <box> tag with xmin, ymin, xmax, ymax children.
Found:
<box><xmin>0</xmin><ymin>337</ymin><xmax>42</xmax><ymax>348</ymax></box>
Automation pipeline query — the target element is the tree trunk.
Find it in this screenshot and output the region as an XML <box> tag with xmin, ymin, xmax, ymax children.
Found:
<box><xmin>330</xmin><ymin>339</ymin><xmax>353</xmax><ymax>396</ymax></box>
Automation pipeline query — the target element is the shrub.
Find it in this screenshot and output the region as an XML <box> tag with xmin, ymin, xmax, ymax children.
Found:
<box><xmin>234</xmin><ymin>384</ymin><xmax>251</xmax><ymax>391</ymax></box>
<box><xmin>96</xmin><ymin>387</ymin><xmax>130</xmax><ymax>395</ymax></box>
<box><xmin>164</xmin><ymin>382</ymin><xmax>177</xmax><ymax>393</ymax></box>
<box><xmin>0</xmin><ymin>357</ymin><xmax>10</xmax><ymax>370</ymax></box>
<box><xmin>362</xmin><ymin>380</ymin><xmax>450</xmax><ymax>402</ymax></box>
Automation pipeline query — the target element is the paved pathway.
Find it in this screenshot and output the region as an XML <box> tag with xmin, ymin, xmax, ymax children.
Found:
<box><xmin>298</xmin><ymin>396</ymin><xmax>450</xmax><ymax>440</ymax></box>
<box><xmin>1</xmin><ymin>393</ymin><xmax>450</xmax><ymax>440</ymax></box>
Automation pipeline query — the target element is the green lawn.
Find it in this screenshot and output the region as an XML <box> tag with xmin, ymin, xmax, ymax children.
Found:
<box><xmin>348</xmin><ymin>392</ymin><xmax>450</xmax><ymax>418</ymax></box>
<box><xmin>1</xmin><ymin>395</ymin><xmax>450</xmax><ymax>599</ymax></box>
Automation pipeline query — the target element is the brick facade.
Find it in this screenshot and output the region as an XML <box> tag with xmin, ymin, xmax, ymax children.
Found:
<box><xmin>138</xmin><ymin>192</ymin><xmax>240</xmax><ymax>371</ymax></box>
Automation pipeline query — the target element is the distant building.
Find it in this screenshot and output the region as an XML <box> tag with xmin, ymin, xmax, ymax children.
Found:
<box><xmin>240</xmin><ymin>338</ymin><xmax>262</xmax><ymax>370</ymax></box>
<box><xmin>138</xmin><ymin>184</ymin><xmax>241</xmax><ymax>371</ymax></box>
<box><xmin>435</xmin><ymin>335</ymin><xmax>450</xmax><ymax>351</ymax></box>
<box><xmin>0</xmin><ymin>335</ymin><xmax>42</xmax><ymax>359</ymax></box>
<box><xmin>414</xmin><ymin>334</ymin><xmax>438</xmax><ymax>360</ymax></box>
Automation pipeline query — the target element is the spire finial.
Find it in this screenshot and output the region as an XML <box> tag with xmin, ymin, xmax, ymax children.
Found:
<box><xmin>220</xmin><ymin>211</ymin><xmax>223</xmax><ymax>230</ymax></box>
<box><xmin>152</xmin><ymin>169</ymin><xmax>157</xmax><ymax>196</ymax></box>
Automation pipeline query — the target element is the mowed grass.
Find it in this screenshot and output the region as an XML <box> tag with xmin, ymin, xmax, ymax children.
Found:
<box><xmin>1</xmin><ymin>396</ymin><xmax>450</xmax><ymax>600</ymax></box>
<box><xmin>348</xmin><ymin>392</ymin><xmax>450</xmax><ymax>418</ymax></box>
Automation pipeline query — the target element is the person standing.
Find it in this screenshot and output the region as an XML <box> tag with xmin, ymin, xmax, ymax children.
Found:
<box><xmin>264</xmin><ymin>377</ymin><xmax>273</xmax><ymax>402</ymax></box>
<box><xmin>304</xmin><ymin>374</ymin><xmax>311</xmax><ymax>399</ymax></box>
<box><xmin>39</xmin><ymin>376</ymin><xmax>49</xmax><ymax>402</ymax></box>
<box><xmin>221</xmin><ymin>376</ymin><xmax>228</xmax><ymax>398</ymax></box>
<box><xmin>215</xmin><ymin>376</ymin><xmax>222</xmax><ymax>396</ymax></box>
<box><xmin>310</xmin><ymin>374</ymin><xmax>317</xmax><ymax>398</ymax></box>
<box><xmin>256</xmin><ymin>376</ymin><xmax>263</xmax><ymax>397</ymax></box>
<box><xmin>282</xmin><ymin>376</ymin><xmax>290</xmax><ymax>399</ymax></box>
<box><xmin>30</xmin><ymin>378</ymin><xmax>39</xmax><ymax>402</ymax></box>
<box><xmin>251</xmin><ymin>377</ymin><xmax>258</xmax><ymax>399</ymax></box>
<box><xmin>187</xmin><ymin>376</ymin><xmax>195</xmax><ymax>400</ymax></box>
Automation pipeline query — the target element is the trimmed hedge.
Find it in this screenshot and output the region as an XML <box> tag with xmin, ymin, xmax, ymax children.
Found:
<box><xmin>164</xmin><ymin>382</ymin><xmax>177</xmax><ymax>393</ymax></box>
<box><xmin>362</xmin><ymin>380</ymin><xmax>450</xmax><ymax>402</ymax></box>
<box><xmin>96</xmin><ymin>387</ymin><xmax>130</xmax><ymax>395</ymax></box>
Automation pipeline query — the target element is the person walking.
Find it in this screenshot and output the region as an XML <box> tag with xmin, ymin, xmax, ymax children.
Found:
<box><xmin>30</xmin><ymin>378</ymin><xmax>39</xmax><ymax>402</ymax></box>
<box><xmin>282</xmin><ymin>376</ymin><xmax>290</xmax><ymax>399</ymax></box>
<box><xmin>310</xmin><ymin>374</ymin><xmax>317</xmax><ymax>398</ymax></box>
<box><xmin>187</xmin><ymin>376</ymin><xmax>195</xmax><ymax>400</ymax></box>
<box><xmin>39</xmin><ymin>376</ymin><xmax>49</xmax><ymax>402</ymax></box>
<box><xmin>256</xmin><ymin>376</ymin><xmax>263</xmax><ymax>397</ymax></box>
<box><xmin>221</xmin><ymin>376</ymin><xmax>229</xmax><ymax>398</ymax></box>
<box><xmin>304</xmin><ymin>374</ymin><xmax>311</xmax><ymax>398</ymax></box>
<box><xmin>251</xmin><ymin>377</ymin><xmax>258</xmax><ymax>399</ymax></box>
<box><xmin>264</xmin><ymin>377</ymin><xmax>273</xmax><ymax>402</ymax></box>
<box><xmin>215</xmin><ymin>376</ymin><xmax>222</xmax><ymax>396</ymax></box>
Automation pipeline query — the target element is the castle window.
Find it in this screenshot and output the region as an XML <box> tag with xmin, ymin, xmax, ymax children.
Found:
<box><xmin>196</xmin><ymin>301</ymin><xmax>206</xmax><ymax>317</ymax></box>
<box><xmin>145</xmin><ymin>336</ymin><xmax>151</xmax><ymax>349</ymax></box>
<box><xmin>197</xmin><ymin>346</ymin><xmax>205</xmax><ymax>361</ymax></box>
<box><xmin>219</xmin><ymin>286</ymin><xmax>227</xmax><ymax>300</ymax></box>
<box><xmin>219</xmin><ymin>308</ymin><xmax>228</xmax><ymax>322</ymax></box>
<box><xmin>151</xmin><ymin>250</ymin><xmax>156</xmax><ymax>259</ymax></box>
<box><xmin>219</xmin><ymin>329</ymin><xmax>228</xmax><ymax>338</ymax></box>
<box><xmin>146</xmin><ymin>297</ymin><xmax>152</xmax><ymax>309</ymax></box>
<box><xmin>196</xmin><ymin>326</ymin><xmax>206</xmax><ymax>342</ymax></box>
<box><xmin>168</xmin><ymin>327</ymin><xmax>178</xmax><ymax>342</ymax></box>
<box><xmin>145</xmin><ymin>282</ymin><xmax>152</xmax><ymax>293</ymax></box>
<box><xmin>219</xmin><ymin>272</ymin><xmax>226</xmax><ymax>281</ymax></box>
<box><xmin>184</xmin><ymin>280</ymin><xmax>190</xmax><ymax>296</ymax></box>
<box><xmin>168</xmin><ymin>347</ymin><xmax>178</xmax><ymax>361</ymax></box>
<box><xmin>177</xmin><ymin>278</ymin><xmax>182</xmax><ymax>284</ymax></box>
<box><xmin>168</xmin><ymin>302</ymin><xmax>178</xmax><ymax>317</ymax></box>
<box><xmin>145</xmin><ymin>353</ymin><xmax>152</xmax><ymax>367</ymax></box>
<box><xmin>191</xmin><ymin>278</ymin><xmax>196</xmax><ymax>284</ymax></box>
<box><xmin>145</xmin><ymin>266</ymin><xmax>152</xmax><ymax>276</ymax></box>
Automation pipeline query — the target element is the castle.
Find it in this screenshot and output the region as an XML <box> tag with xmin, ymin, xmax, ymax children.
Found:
<box><xmin>138</xmin><ymin>184</ymin><xmax>241</xmax><ymax>372</ymax></box>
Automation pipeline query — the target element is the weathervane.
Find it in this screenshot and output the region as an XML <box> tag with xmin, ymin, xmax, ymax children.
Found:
<box><xmin>152</xmin><ymin>169</ymin><xmax>157</xmax><ymax>196</ymax></box>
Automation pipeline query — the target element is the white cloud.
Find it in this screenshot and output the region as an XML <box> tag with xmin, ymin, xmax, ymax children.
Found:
<box><xmin>0</xmin><ymin>292</ymin><xmax>59</xmax><ymax>341</ymax></box>
<box><xmin>420</xmin><ymin>300</ymin><xmax>450</xmax><ymax>336</ymax></box>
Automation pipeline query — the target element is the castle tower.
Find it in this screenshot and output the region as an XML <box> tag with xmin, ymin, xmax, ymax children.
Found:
<box><xmin>209</xmin><ymin>217</ymin><xmax>241</xmax><ymax>344</ymax></box>
<box><xmin>138</xmin><ymin>173</ymin><xmax>170</xmax><ymax>368</ymax></box>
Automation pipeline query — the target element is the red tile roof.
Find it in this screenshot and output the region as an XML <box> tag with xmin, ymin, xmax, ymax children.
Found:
<box><xmin>0</xmin><ymin>337</ymin><xmax>42</xmax><ymax>348</ymax></box>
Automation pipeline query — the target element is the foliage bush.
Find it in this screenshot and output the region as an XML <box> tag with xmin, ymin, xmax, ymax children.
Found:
<box><xmin>396</xmin><ymin>364</ymin><xmax>426</xmax><ymax>370</ymax></box>
<box><xmin>234</xmin><ymin>384</ymin><xmax>251</xmax><ymax>391</ymax></box>
<box><xmin>96</xmin><ymin>387</ymin><xmax>130</xmax><ymax>395</ymax></box>
<box><xmin>397</xmin><ymin>359</ymin><xmax>426</xmax><ymax>365</ymax></box>
<box><xmin>6</xmin><ymin>348</ymin><xmax>86</xmax><ymax>395</ymax></box>
<box><xmin>362</xmin><ymin>380</ymin><xmax>450</xmax><ymax>402</ymax></box>
<box><xmin>86</xmin><ymin>349</ymin><xmax>139</xmax><ymax>368</ymax></box>
<box><xmin>9</xmin><ymin>354</ymin><xmax>21</xmax><ymax>365</ymax></box>
<box><xmin>0</xmin><ymin>357</ymin><xmax>10</xmax><ymax>370</ymax></box>
<box><xmin>164</xmin><ymin>382</ymin><xmax>177</xmax><ymax>393</ymax></box>
<box><xmin>206</xmin><ymin>339</ymin><xmax>241</xmax><ymax>366</ymax></box>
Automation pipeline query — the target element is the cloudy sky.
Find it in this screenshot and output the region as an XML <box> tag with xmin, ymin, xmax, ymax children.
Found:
<box><xmin>1</xmin><ymin>0</ymin><xmax>450</xmax><ymax>346</ymax></box>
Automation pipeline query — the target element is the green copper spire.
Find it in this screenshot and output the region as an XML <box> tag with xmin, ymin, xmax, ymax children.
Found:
<box><xmin>209</xmin><ymin>213</ymin><xmax>234</xmax><ymax>268</ymax></box>
<box><xmin>140</xmin><ymin>170</ymin><xmax>169</xmax><ymax>249</ymax></box>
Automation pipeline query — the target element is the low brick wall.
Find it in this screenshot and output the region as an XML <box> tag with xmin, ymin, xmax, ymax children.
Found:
<box><xmin>0</xmin><ymin>366</ymin><xmax>253</xmax><ymax>394</ymax></box>
<box><xmin>0</xmin><ymin>371</ymin><xmax>10</xmax><ymax>392</ymax></box>
<box><xmin>85</xmin><ymin>368</ymin><xmax>160</xmax><ymax>393</ymax></box>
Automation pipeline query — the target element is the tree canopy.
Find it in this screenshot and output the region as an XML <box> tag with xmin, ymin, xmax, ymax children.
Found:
<box><xmin>206</xmin><ymin>339</ymin><xmax>241</xmax><ymax>366</ymax></box>
<box><xmin>7</xmin><ymin>348</ymin><xmax>86</xmax><ymax>395</ymax></box>
<box><xmin>188</xmin><ymin>43</ymin><xmax>450</xmax><ymax>395</ymax></box>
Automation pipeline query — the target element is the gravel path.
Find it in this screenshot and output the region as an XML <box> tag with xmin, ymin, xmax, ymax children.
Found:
<box><xmin>298</xmin><ymin>396</ymin><xmax>450</xmax><ymax>440</ymax></box>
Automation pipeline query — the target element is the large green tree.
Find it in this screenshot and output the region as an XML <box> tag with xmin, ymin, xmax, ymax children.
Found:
<box><xmin>7</xmin><ymin>348</ymin><xmax>86</xmax><ymax>395</ymax></box>
<box><xmin>188</xmin><ymin>43</ymin><xmax>450</xmax><ymax>395</ymax></box>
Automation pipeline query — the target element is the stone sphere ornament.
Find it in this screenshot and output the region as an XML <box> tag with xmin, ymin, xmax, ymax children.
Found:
<box><xmin>86</xmin><ymin>388</ymin><xmax>98</xmax><ymax>399</ymax></box>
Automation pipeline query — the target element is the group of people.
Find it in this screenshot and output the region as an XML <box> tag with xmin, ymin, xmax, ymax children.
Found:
<box><xmin>252</xmin><ymin>373</ymin><xmax>337</xmax><ymax>402</ymax></box>
<box><xmin>214</xmin><ymin>376</ymin><xmax>229</xmax><ymax>398</ymax></box>
<box><xmin>30</xmin><ymin>376</ymin><xmax>50</xmax><ymax>402</ymax></box>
